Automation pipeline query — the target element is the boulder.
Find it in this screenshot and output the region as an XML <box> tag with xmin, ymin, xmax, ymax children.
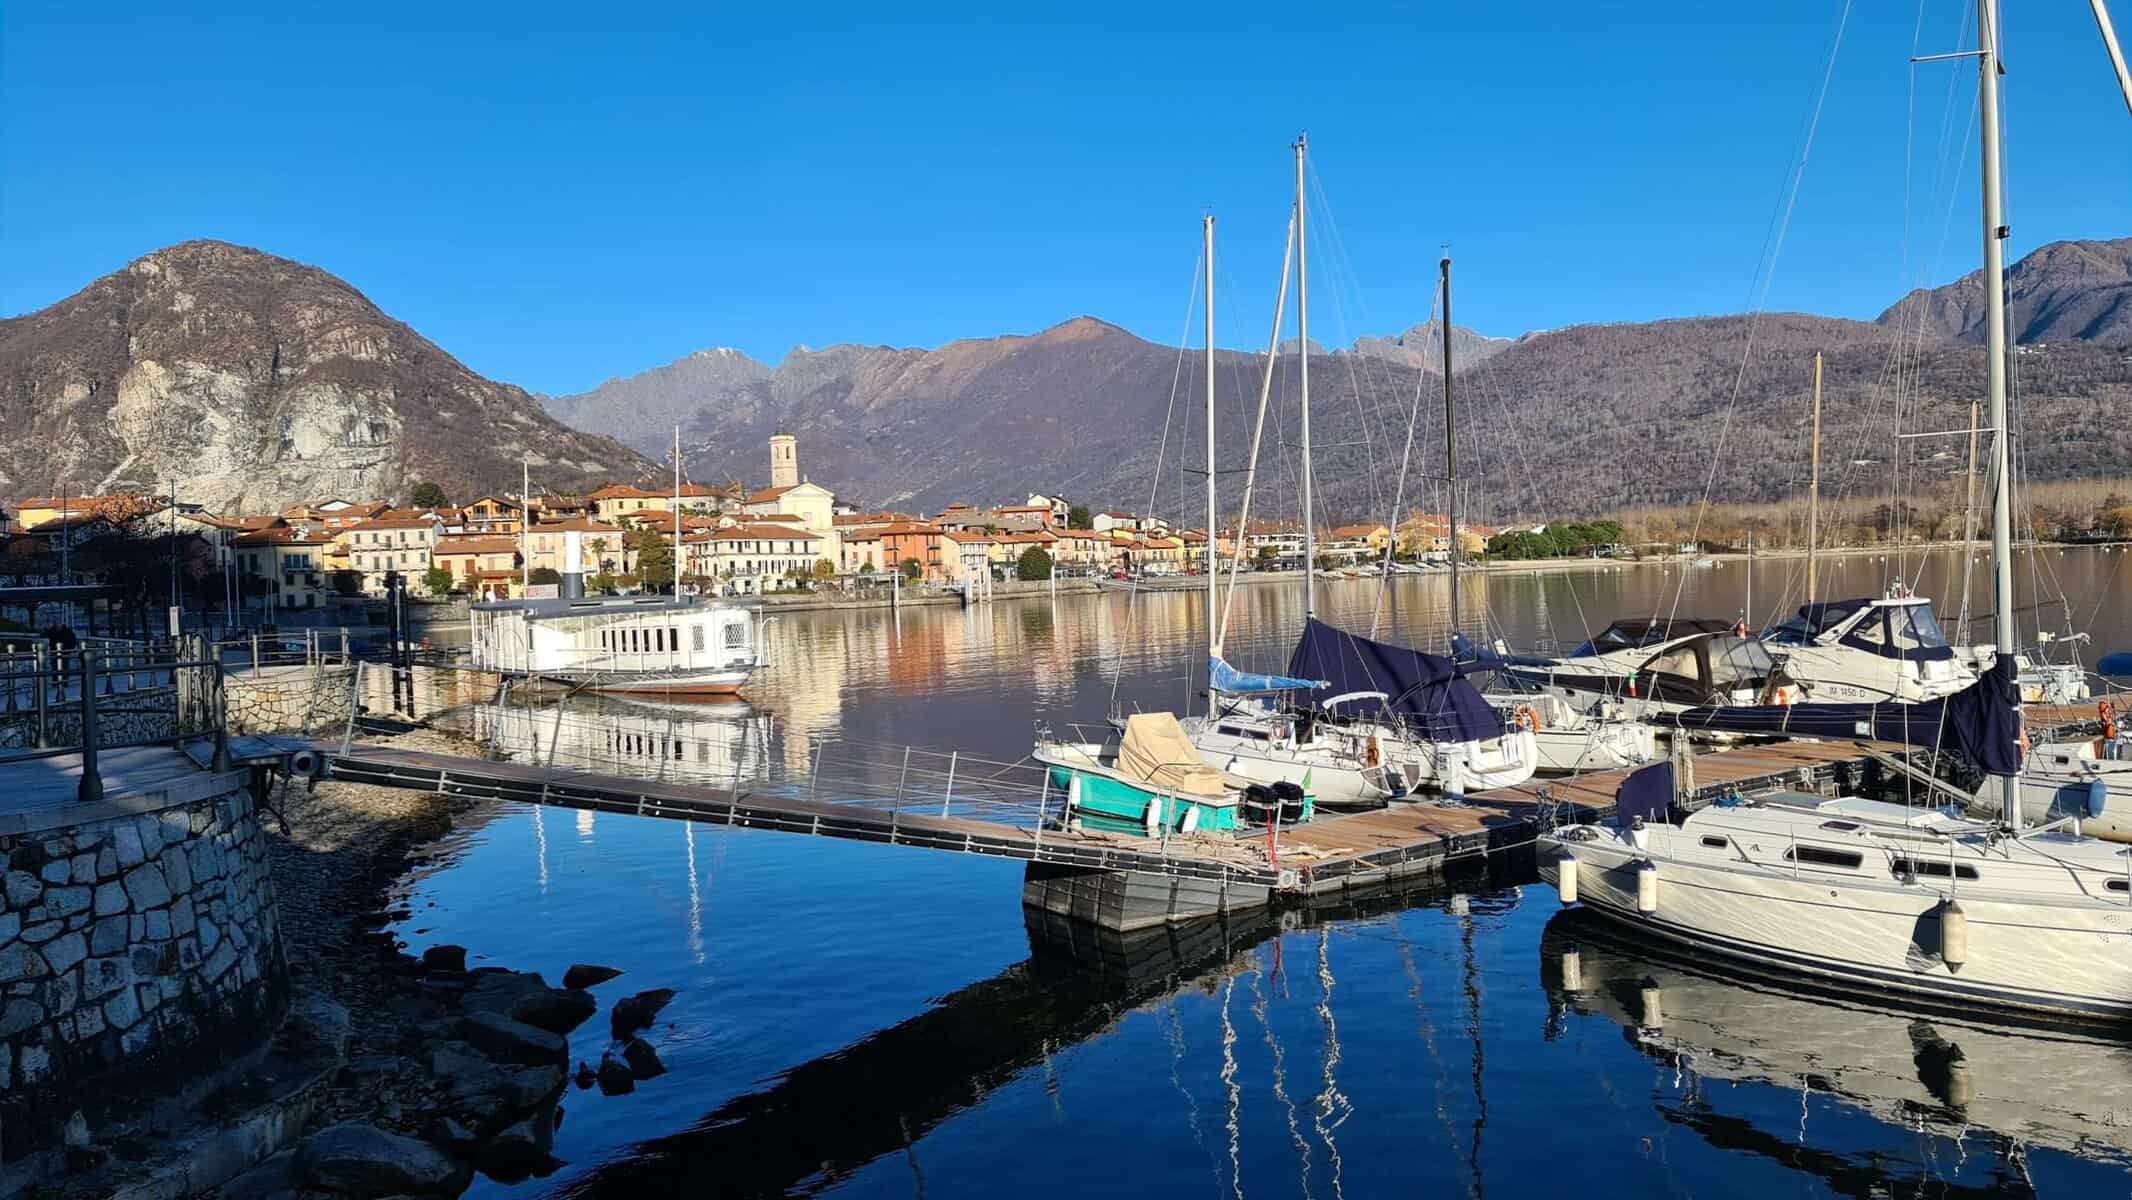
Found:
<box><xmin>476</xmin><ymin>1104</ymin><xmax>560</xmax><ymax>1183</ymax></box>
<box><xmin>595</xmin><ymin>1050</ymin><xmax>635</xmax><ymax>1096</ymax></box>
<box><xmin>459</xmin><ymin>970</ymin><xmax>549</xmax><ymax>1018</ymax></box>
<box><xmin>295</xmin><ymin>1122</ymin><xmax>471</xmax><ymax>1195</ymax></box>
<box><xmin>510</xmin><ymin>987</ymin><xmax>596</xmax><ymax>1036</ymax></box>
<box><xmin>460</xmin><ymin>1011</ymin><xmax>567</xmax><ymax>1066</ymax></box>
<box><xmin>621</xmin><ymin>1038</ymin><xmax>666</xmax><ymax>1081</ymax></box>
<box><xmin>420</xmin><ymin>944</ymin><xmax>468</xmax><ymax>974</ymax></box>
<box><xmin>561</xmin><ymin>963</ymin><xmax>623</xmax><ymax>990</ymax></box>
<box><xmin>608</xmin><ymin>988</ymin><xmax>676</xmax><ymax>1038</ymax></box>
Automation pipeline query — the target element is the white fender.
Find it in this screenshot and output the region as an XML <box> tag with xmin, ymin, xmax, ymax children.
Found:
<box><xmin>1938</xmin><ymin>898</ymin><xmax>1968</xmax><ymax>972</ymax></box>
<box><xmin>1556</xmin><ymin>855</ymin><xmax>1580</xmax><ymax>905</ymax></box>
<box><xmin>1636</xmin><ymin>861</ymin><xmax>1660</xmax><ymax>914</ymax></box>
<box><xmin>1144</xmin><ymin>797</ymin><xmax>1164</xmax><ymax>836</ymax></box>
<box><xmin>1179</xmin><ymin>805</ymin><xmax>1200</xmax><ymax>834</ymax></box>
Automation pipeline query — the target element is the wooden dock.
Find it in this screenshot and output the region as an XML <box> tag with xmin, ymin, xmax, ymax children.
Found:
<box><xmin>302</xmin><ymin>692</ymin><xmax>2130</xmax><ymax>933</ymax></box>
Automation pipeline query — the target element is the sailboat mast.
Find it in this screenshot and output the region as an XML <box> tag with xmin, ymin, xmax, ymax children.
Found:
<box><xmin>1204</xmin><ymin>213</ymin><xmax>1220</xmax><ymax>716</ymax></box>
<box><xmin>1441</xmin><ymin>257</ymin><xmax>1461</xmax><ymax>637</ymax></box>
<box><xmin>1807</xmin><ymin>351</ymin><xmax>1822</xmax><ymax>600</ymax></box>
<box><xmin>1977</xmin><ymin>0</ymin><xmax>2021</xmax><ymax>827</ymax></box>
<box><xmin>1295</xmin><ymin>134</ymin><xmax>1315</xmax><ymax>619</ymax></box>
<box><xmin>520</xmin><ymin>457</ymin><xmax>530</xmax><ymax>597</ymax></box>
<box><xmin>673</xmin><ymin>425</ymin><xmax>683</xmax><ymax>593</ymax></box>
<box><xmin>1958</xmin><ymin>400</ymin><xmax>1981</xmax><ymax>645</ymax></box>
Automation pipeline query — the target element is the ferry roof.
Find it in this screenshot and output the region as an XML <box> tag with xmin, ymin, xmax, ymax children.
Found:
<box><xmin>472</xmin><ymin>595</ymin><xmax>752</xmax><ymax>620</ymax></box>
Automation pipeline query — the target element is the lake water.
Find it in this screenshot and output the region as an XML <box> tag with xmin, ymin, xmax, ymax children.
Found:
<box><xmin>393</xmin><ymin>548</ymin><xmax>2132</xmax><ymax>1198</ymax></box>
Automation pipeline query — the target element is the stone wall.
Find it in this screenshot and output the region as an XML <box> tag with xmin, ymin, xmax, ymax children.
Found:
<box><xmin>0</xmin><ymin>774</ymin><xmax>285</xmax><ymax>1146</ymax></box>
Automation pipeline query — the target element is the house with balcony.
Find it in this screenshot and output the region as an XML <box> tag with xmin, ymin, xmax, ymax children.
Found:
<box><xmin>433</xmin><ymin>534</ymin><xmax>522</xmax><ymax>600</ymax></box>
<box><xmin>232</xmin><ymin>524</ymin><xmax>336</xmax><ymax>610</ymax></box>
<box><xmin>343</xmin><ymin>514</ymin><xmax>446</xmax><ymax>595</ymax></box>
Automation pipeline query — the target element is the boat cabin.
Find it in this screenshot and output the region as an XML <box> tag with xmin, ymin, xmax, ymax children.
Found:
<box><xmin>470</xmin><ymin>595</ymin><xmax>757</xmax><ymax>677</ymax></box>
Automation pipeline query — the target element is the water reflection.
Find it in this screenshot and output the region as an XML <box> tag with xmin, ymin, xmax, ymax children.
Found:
<box><xmin>552</xmin><ymin>865</ymin><xmax>1510</xmax><ymax>1199</ymax></box>
<box><xmin>1538</xmin><ymin>910</ymin><xmax>2132</xmax><ymax>1190</ymax></box>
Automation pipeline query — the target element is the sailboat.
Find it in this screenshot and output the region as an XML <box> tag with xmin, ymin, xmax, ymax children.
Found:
<box><xmin>1538</xmin><ymin>2</ymin><xmax>2132</xmax><ymax>1019</ymax></box>
<box><xmin>1033</xmin><ymin>215</ymin><xmax>1317</xmax><ymax>835</ymax></box>
<box><xmin>1178</xmin><ymin>136</ymin><xmax>1536</xmax><ymax>806</ymax></box>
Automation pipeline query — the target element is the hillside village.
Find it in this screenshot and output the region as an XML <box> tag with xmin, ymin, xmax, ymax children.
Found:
<box><xmin>0</xmin><ymin>434</ymin><xmax>1496</xmax><ymax>618</ymax></box>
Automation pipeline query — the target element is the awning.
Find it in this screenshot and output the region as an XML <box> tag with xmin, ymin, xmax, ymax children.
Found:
<box><xmin>1286</xmin><ymin>618</ymin><xmax>1505</xmax><ymax>743</ymax></box>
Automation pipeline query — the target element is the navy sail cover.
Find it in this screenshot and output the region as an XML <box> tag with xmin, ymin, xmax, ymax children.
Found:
<box><xmin>1286</xmin><ymin>619</ymin><xmax>1505</xmax><ymax>743</ymax></box>
<box><xmin>1656</xmin><ymin>655</ymin><xmax>2024</xmax><ymax>775</ymax></box>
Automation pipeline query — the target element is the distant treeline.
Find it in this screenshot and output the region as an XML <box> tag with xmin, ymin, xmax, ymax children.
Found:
<box><xmin>1594</xmin><ymin>476</ymin><xmax>2132</xmax><ymax>553</ymax></box>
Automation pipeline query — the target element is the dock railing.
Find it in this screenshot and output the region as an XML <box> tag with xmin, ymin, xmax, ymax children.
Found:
<box><xmin>0</xmin><ymin>634</ymin><xmax>232</xmax><ymax>801</ymax></box>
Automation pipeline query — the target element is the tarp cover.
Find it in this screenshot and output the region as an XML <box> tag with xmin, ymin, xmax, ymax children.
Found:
<box><xmin>1118</xmin><ymin>712</ymin><xmax>1231</xmax><ymax>798</ymax></box>
<box><xmin>1655</xmin><ymin>655</ymin><xmax>2025</xmax><ymax>776</ymax></box>
<box><xmin>1286</xmin><ymin>618</ymin><xmax>1505</xmax><ymax>743</ymax></box>
<box><xmin>1449</xmin><ymin>632</ymin><xmax>1560</xmax><ymax>670</ymax></box>
<box><xmin>1209</xmin><ymin>655</ymin><xmax>1328</xmax><ymax>695</ymax></box>
<box><xmin>1615</xmin><ymin>760</ymin><xmax>1674</xmax><ymax>828</ymax></box>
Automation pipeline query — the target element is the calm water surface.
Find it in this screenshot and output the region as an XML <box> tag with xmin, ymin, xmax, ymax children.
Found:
<box><xmin>394</xmin><ymin>549</ymin><xmax>2132</xmax><ymax>1198</ymax></box>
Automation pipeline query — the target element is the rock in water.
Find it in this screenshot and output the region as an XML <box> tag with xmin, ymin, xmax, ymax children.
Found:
<box><xmin>510</xmin><ymin>986</ymin><xmax>597</xmax><ymax>1035</ymax></box>
<box><xmin>296</xmin><ymin>1122</ymin><xmax>471</xmax><ymax>1195</ymax></box>
<box><xmin>608</xmin><ymin>988</ymin><xmax>677</xmax><ymax>1038</ymax></box>
<box><xmin>421</xmin><ymin>944</ymin><xmax>468</xmax><ymax>973</ymax></box>
<box><xmin>622</xmin><ymin>1037</ymin><xmax>666</xmax><ymax>1081</ymax></box>
<box><xmin>596</xmin><ymin>1050</ymin><xmax>636</xmax><ymax>1096</ymax></box>
<box><xmin>562</xmin><ymin>963</ymin><xmax>624</xmax><ymax>990</ymax></box>
<box><xmin>477</xmin><ymin>1105</ymin><xmax>560</xmax><ymax>1183</ymax></box>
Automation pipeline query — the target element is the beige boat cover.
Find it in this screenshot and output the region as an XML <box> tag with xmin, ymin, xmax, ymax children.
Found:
<box><xmin>1117</xmin><ymin>712</ymin><xmax>1230</xmax><ymax>799</ymax></box>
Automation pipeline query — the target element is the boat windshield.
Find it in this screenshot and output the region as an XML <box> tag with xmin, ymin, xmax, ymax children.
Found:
<box><xmin>1571</xmin><ymin>618</ymin><xmax>1731</xmax><ymax>657</ymax></box>
<box><xmin>1707</xmin><ymin>635</ymin><xmax>1776</xmax><ymax>686</ymax></box>
<box><xmin>1890</xmin><ymin>601</ymin><xmax>1949</xmax><ymax>651</ymax></box>
<box><xmin>1764</xmin><ymin>599</ymin><xmax>1868</xmax><ymax>645</ymax></box>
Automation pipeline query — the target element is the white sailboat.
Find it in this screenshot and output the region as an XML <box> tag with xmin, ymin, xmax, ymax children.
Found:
<box><xmin>1538</xmin><ymin>1</ymin><xmax>2132</xmax><ymax>1019</ymax></box>
<box><xmin>1177</xmin><ymin>136</ymin><xmax>1535</xmax><ymax>806</ymax></box>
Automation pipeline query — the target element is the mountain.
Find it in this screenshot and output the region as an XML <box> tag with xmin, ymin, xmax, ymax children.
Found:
<box><xmin>1352</xmin><ymin>320</ymin><xmax>1514</xmax><ymax>371</ymax></box>
<box><xmin>0</xmin><ymin>240</ymin><xmax>652</xmax><ymax>513</ymax></box>
<box><xmin>549</xmin><ymin>240</ymin><xmax>2132</xmax><ymax>520</ymax></box>
<box><xmin>1878</xmin><ymin>237</ymin><xmax>2132</xmax><ymax>344</ymax></box>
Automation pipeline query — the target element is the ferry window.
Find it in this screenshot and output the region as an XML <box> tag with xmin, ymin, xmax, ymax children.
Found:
<box><xmin>723</xmin><ymin>623</ymin><xmax>746</xmax><ymax>649</ymax></box>
<box><xmin>1785</xmin><ymin>845</ymin><xmax>1864</xmax><ymax>870</ymax></box>
<box><xmin>669</xmin><ymin>626</ymin><xmax>678</xmax><ymax>652</ymax></box>
<box><xmin>1699</xmin><ymin>836</ymin><xmax>1728</xmax><ymax>849</ymax></box>
<box><xmin>692</xmin><ymin>625</ymin><xmax>706</xmax><ymax>652</ymax></box>
<box><xmin>653</xmin><ymin>628</ymin><xmax>665</xmax><ymax>652</ymax></box>
<box><xmin>1891</xmin><ymin>857</ymin><xmax>1979</xmax><ymax>881</ymax></box>
<box><xmin>2109</xmin><ymin>880</ymin><xmax>2129</xmax><ymax>893</ymax></box>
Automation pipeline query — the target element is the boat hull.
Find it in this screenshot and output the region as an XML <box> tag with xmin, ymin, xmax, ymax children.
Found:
<box><xmin>524</xmin><ymin>667</ymin><xmax>753</xmax><ymax>697</ymax></box>
<box><xmin>1541</xmin><ymin>835</ymin><xmax>2132</xmax><ymax>1019</ymax></box>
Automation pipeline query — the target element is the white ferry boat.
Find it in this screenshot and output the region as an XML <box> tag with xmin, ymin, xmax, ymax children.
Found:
<box><xmin>470</xmin><ymin>595</ymin><xmax>760</xmax><ymax>696</ymax></box>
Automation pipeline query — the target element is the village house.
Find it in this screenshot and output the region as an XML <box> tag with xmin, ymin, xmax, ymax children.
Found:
<box><xmin>432</xmin><ymin>534</ymin><xmax>522</xmax><ymax>600</ymax></box>
<box><xmin>1050</xmin><ymin>528</ymin><xmax>1118</xmax><ymax>572</ymax></box>
<box><xmin>524</xmin><ymin>518</ymin><xmax>631</xmax><ymax>583</ymax></box>
<box><xmin>987</xmin><ymin>529</ymin><xmax>1058</xmax><ymax>574</ymax></box>
<box><xmin>342</xmin><ymin>513</ymin><xmax>445</xmax><ymax>595</ymax></box>
<box><xmin>693</xmin><ymin>523</ymin><xmax>824</xmax><ymax>594</ymax></box>
<box><xmin>942</xmin><ymin>529</ymin><xmax>995</xmax><ymax>583</ymax></box>
<box><xmin>460</xmin><ymin>495</ymin><xmax>525</xmax><ymax>534</ymax></box>
<box><xmin>1025</xmin><ymin>494</ymin><xmax>1072</xmax><ymax>527</ymax></box>
<box><xmin>841</xmin><ymin>521</ymin><xmax>950</xmax><ymax>581</ymax></box>
<box><xmin>587</xmin><ymin>482</ymin><xmax>724</xmax><ymax>524</ymax></box>
<box><xmin>232</xmin><ymin>524</ymin><xmax>337</xmax><ymax>610</ymax></box>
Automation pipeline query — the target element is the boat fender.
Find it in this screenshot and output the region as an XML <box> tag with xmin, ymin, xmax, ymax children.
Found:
<box><xmin>1635</xmin><ymin>861</ymin><xmax>1660</xmax><ymax>915</ymax></box>
<box><xmin>1556</xmin><ymin>854</ymin><xmax>1579</xmax><ymax>905</ymax></box>
<box><xmin>1937</xmin><ymin>898</ymin><xmax>1969</xmax><ymax>972</ymax></box>
<box><xmin>1144</xmin><ymin>798</ymin><xmax>1164</xmax><ymax>837</ymax></box>
<box><xmin>2084</xmin><ymin>778</ymin><xmax>2110</xmax><ymax>820</ymax></box>
<box><xmin>1179</xmin><ymin>805</ymin><xmax>1201</xmax><ymax>834</ymax></box>
<box><xmin>1066</xmin><ymin>775</ymin><xmax>1082</xmax><ymax>811</ymax></box>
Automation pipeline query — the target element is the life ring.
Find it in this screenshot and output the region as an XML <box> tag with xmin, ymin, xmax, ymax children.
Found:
<box><xmin>2102</xmin><ymin>700</ymin><xmax>2118</xmax><ymax>741</ymax></box>
<box><xmin>1513</xmin><ymin>704</ymin><xmax>1541</xmax><ymax>733</ymax></box>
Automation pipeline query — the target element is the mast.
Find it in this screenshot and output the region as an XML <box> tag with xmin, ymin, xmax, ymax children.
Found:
<box><xmin>1977</xmin><ymin>0</ymin><xmax>2022</xmax><ymax>827</ymax></box>
<box><xmin>1203</xmin><ymin>213</ymin><xmax>1220</xmax><ymax>717</ymax></box>
<box><xmin>673</xmin><ymin>424</ymin><xmax>683</xmax><ymax>594</ymax></box>
<box><xmin>520</xmin><ymin>457</ymin><xmax>530</xmax><ymax>597</ymax></box>
<box><xmin>1956</xmin><ymin>400</ymin><xmax>1982</xmax><ymax>645</ymax></box>
<box><xmin>1806</xmin><ymin>351</ymin><xmax>1822</xmax><ymax>600</ymax></box>
<box><xmin>1441</xmin><ymin>257</ymin><xmax>1461</xmax><ymax>637</ymax></box>
<box><xmin>1295</xmin><ymin>134</ymin><xmax>1316</xmax><ymax>618</ymax></box>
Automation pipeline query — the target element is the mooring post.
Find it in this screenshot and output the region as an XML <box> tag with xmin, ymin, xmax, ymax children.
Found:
<box><xmin>941</xmin><ymin>751</ymin><xmax>958</xmax><ymax>817</ymax></box>
<box><xmin>251</xmin><ymin>632</ymin><xmax>261</xmax><ymax>672</ymax></box>
<box><xmin>33</xmin><ymin>642</ymin><xmax>48</xmax><ymax>750</ymax></box>
<box><xmin>212</xmin><ymin>661</ymin><xmax>231</xmax><ymax>772</ymax></box>
<box><xmin>77</xmin><ymin>649</ymin><xmax>102</xmax><ymax>804</ymax></box>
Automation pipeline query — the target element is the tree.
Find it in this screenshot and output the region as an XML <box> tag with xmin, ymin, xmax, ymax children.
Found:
<box><xmin>588</xmin><ymin>570</ymin><xmax>617</xmax><ymax>594</ymax></box>
<box><xmin>329</xmin><ymin>569</ymin><xmax>364</xmax><ymax>597</ymax></box>
<box><xmin>812</xmin><ymin>558</ymin><xmax>837</xmax><ymax>580</ymax></box>
<box><xmin>625</xmin><ymin>528</ymin><xmax>675</xmax><ymax>591</ymax></box>
<box><xmin>528</xmin><ymin>566</ymin><xmax>563</xmax><ymax>586</ymax></box>
<box><xmin>1016</xmin><ymin>546</ymin><xmax>1053</xmax><ymax>581</ymax></box>
<box><xmin>901</xmin><ymin>557</ymin><xmax>923</xmax><ymax>581</ymax></box>
<box><xmin>1067</xmin><ymin>504</ymin><xmax>1092</xmax><ymax>530</ymax></box>
<box><xmin>1255</xmin><ymin>544</ymin><xmax>1276</xmax><ymax>564</ymax></box>
<box><xmin>409</xmin><ymin>481</ymin><xmax>450</xmax><ymax>509</ymax></box>
<box><xmin>423</xmin><ymin>565</ymin><xmax>454</xmax><ymax>597</ymax></box>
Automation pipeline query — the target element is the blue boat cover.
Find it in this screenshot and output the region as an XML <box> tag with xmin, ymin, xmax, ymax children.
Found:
<box><xmin>1615</xmin><ymin>760</ymin><xmax>1674</xmax><ymax>828</ymax></box>
<box><xmin>1286</xmin><ymin>619</ymin><xmax>1506</xmax><ymax>743</ymax></box>
<box><xmin>1209</xmin><ymin>655</ymin><xmax>1327</xmax><ymax>695</ymax></box>
<box><xmin>1449</xmin><ymin>631</ymin><xmax>1560</xmax><ymax>670</ymax></box>
<box><xmin>1656</xmin><ymin>655</ymin><xmax>2024</xmax><ymax>776</ymax></box>
<box><xmin>2099</xmin><ymin>652</ymin><xmax>2132</xmax><ymax>676</ymax></box>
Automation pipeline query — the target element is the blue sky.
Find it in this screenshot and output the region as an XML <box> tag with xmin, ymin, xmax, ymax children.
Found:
<box><xmin>3</xmin><ymin>1</ymin><xmax>2128</xmax><ymax>396</ymax></box>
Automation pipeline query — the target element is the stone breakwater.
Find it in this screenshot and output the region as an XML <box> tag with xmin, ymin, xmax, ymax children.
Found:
<box><xmin>0</xmin><ymin>779</ymin><xmax>285</xmax><ymax>1144</ymax></box>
